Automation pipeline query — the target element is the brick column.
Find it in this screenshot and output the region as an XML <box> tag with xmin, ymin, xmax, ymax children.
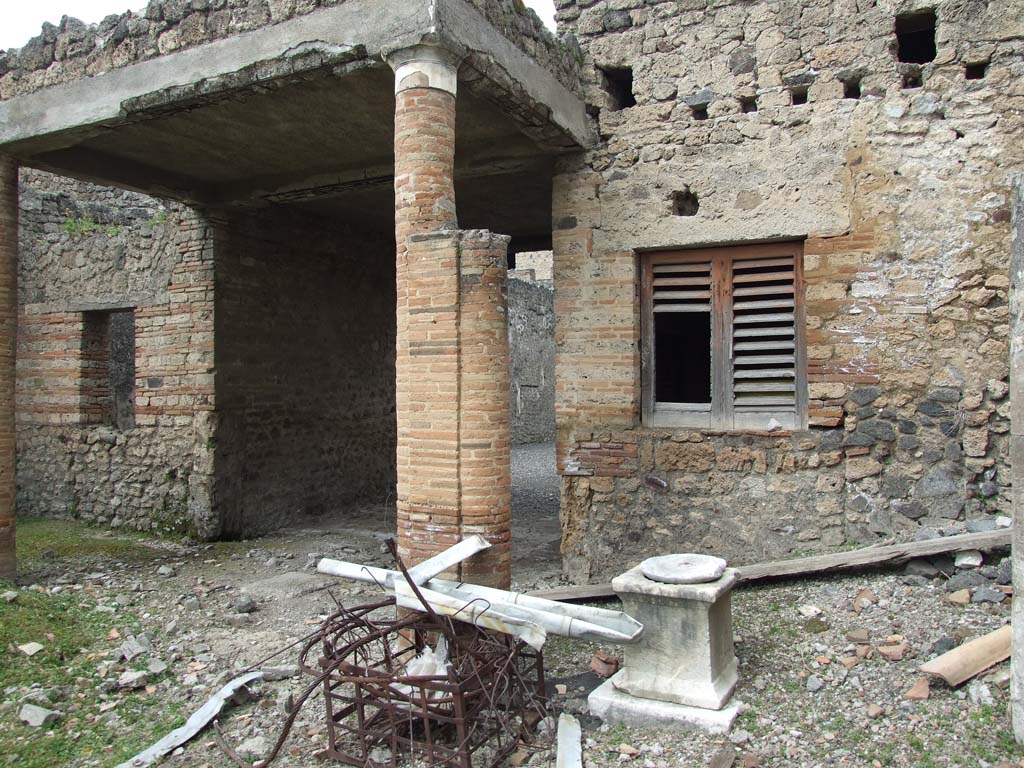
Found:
<box><xmin>388</xmin><ymin>44</ymin><xmax>512</xmax><ymax>588</ymax></box>
<box><xmin>391</xmin><ymin>44</ymin><xmax>460</xmax><ymax>250</ymax></box>
<box><xmin>397</xmin><ymin>231</ymin><xmax>511</xmax><ymax>589</ymax></box>
<box><xmin>0</xmin><ymin>155</ymin><xmax>17</xmax><ymax>582</ymax></box>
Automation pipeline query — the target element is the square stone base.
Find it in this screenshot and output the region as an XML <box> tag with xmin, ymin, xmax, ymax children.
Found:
<box><xmin>588</xmin><ymin>673</ymin><xmax>740</xmax><ymax>734</ymax></box>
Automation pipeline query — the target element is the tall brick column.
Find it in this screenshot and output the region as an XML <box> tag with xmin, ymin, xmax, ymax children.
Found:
<box><xmin>388</xmin><ymin>44</ymin><xmax>512</xmax><ymax>588</ymax></box>
<box><xmin>0</xmin><ymin>155</ymin><xmax>17</xmax><ymax>582</ymax></box>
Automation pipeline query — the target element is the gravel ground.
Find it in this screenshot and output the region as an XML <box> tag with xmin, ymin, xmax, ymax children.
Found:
<box><xmin>542</xmin><ymin>566</ymin><xmax>1018</xmax><ymax>768</ymax></box>
<box><xmin>3</xmin><ymin>445</ymin><xmax>1021</xmax><ymax>768</ymax></box>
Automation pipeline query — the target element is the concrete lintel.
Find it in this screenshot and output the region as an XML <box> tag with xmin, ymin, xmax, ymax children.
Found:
<box><xmin>435</xmin><ymin>0</ymin><xmax>594</xmax><ymax>149</ymax></box>
<box><xmin>0</xmin><ymin>0</ymin><xmax>433</xmax><ymax>150</ymax></box>
<box><xmin>0</xmin><ymin>0</ymin><xmax>591</xmax><ymax>160</ymax></box>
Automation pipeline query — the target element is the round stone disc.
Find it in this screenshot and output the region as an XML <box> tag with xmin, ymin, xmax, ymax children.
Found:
<box><xmin>640</xmin><ymin>553</ymin><xmax>727</xmax><ymax>584</ymax></box>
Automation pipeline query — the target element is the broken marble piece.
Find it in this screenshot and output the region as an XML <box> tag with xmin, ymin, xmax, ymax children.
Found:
<box><xmin>640</xmin><ymin>554</ymin><xmax>727</xmax><ymax>585</ymax></box>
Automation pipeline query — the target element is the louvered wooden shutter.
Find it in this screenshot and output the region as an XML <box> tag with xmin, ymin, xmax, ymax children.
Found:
<box><xmin>730</xmin><ymin>255</ymin><xmax>798</xmax><ymax>427</ymax></box>
<box><xmin>651</xmin><ymin>261</ymin><xmax>712</xmax><ymax>314</ymax></box>
<box><xmin>642</xmin><ymin>245</ymin><xmax>805</xmax><ymax>429</ymax></box>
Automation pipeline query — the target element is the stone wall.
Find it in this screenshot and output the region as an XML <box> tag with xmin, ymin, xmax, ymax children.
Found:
<box><xmin>1010</xmin><ymin>175</ymin><xmax>1024</xmax><ymax>741</ymax></box>
<box><xmin>552</xmin><ymin>0</ymin><xmax>1024</xmax><ymax>581</ymax></box>
<box><xmin>0</xmin><ymin>0</ymin><xmax>580</xmax><ymax>100</ymax></box>
<box><xmin>508</xmin><ymin>271</ymin><xmax>555</xmax><ymax>444</ymax></box>
<box><xmin>16</xmin><ymin>169</ymin><xmax>217</xmax><ymax>536</ymax></box>
<box><xmin>212</xmin><ymin>207</ymin><xmax>396</xmax><ymax>537</ymax></box>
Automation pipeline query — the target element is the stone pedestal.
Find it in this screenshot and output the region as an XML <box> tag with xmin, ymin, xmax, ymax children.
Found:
<box><xmin>612</xmin><ymin>563</ymin><xmax>739</xmax><ymax>709</ymax></box>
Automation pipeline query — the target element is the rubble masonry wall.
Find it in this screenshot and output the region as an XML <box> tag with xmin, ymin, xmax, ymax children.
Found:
<box><xmin>509</xmin><ymin>273</ymin><xmax>555</xmax><ymax>444</ymax></box>
<box><xmin>212</xmin><ymin>208</ymin><xmax>396</xmax><ymax>536</ymax></box>
<box><xmin>552</xmin><ymin>0</ymin><xmax>1024</xmax><ymax>581</ymax></box>
<box><xmin>16</xmin><ymin>170</ymin><xmax>217</xmax><ymax>537</ymax></box>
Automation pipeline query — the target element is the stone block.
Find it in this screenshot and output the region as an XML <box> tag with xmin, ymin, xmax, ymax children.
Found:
<box><xmin>588</xmin><ymin>675</ymin><xmax>740</xmax><ymax>733</ymax></box>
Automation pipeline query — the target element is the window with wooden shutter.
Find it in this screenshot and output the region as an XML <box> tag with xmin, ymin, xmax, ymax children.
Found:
<box><xmin>641</xmin><ymin>243</ymin><xmax>806</xmax><ymax>430</ymax></box>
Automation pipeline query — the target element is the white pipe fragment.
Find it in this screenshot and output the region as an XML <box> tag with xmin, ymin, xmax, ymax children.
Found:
<box><xmin>406</xmin><ymin>534</ymin><xmax>491</xmax><ymax>585</ymax></box>
<box><xmin>317</xmin><ymin>559</ymin><xmax>395</xmax><ymax>587</ymax></box>
<box><xmin>317</xmin><ymin>556</ymin><xmax>643</xmax><ymax>644</ymax></box>
<box><xmin>394</xmin><ymin>581</ymin><xmax>547</xmax><ymax>650</ymax></box>
<box><xmin>424</xmin><ymin>581</ymin><xmax>641</xmax><ymax>644</ymax></box>
<box><xmin>556</xmin><ymin>713</ymin><xmax>583</xmax><ymax>768</ymax></box>
<box><xmin>115</xmin><ymin>671</ymin><xmax>263</xmax><ymax>768</ymax></box>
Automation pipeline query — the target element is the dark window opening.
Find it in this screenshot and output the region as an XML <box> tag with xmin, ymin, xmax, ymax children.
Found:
<box><xmin>790</xmin><ymin>86</ymin><xmax>808</xmax><ymax>106</ymax></box>
<box><xmin>691</xmin><ymin>103</ymin><xmax>709</xmax><ymax>120</ymax></box>
<box><xmin>672</xmin><ymin>189</ymin><xmax>700</xmax><ymax>217</ymax></box>
<box><xmin>902</xmin><ymin>68</ymin><xmax>923</xmax><ymax>89</ymax></box>
<box><xmin>843</xmin><ymin>78</ymin><xmax>862</xmax><ymax>99</ymax></box>
<box><xmin>654</xmin><ymin>312</ymin><xmax>711</xmax><ymax>404</ymax></box>
<box><xmin>601</xmin><ymin>67</ymin><xmax>636</xmax><ymax>110</ymax></box>
<box><xmin>965</xmin><ymin>61</ymin><xmax>988</xmax><ymax>80</ymax></box>
<box><xmin>895</xmin><ymin>10</ymin><xmax>937</xmax><ymax>64</ymax></box>
<box><xmin>740</xmin><ymin>96</ymin><xmax>758</xmax><ymax>113</ymax></box>
<box><xmin>82</xmin><ymin>309</ymin><xmax>135</xmax><ymax>430</ymax></box>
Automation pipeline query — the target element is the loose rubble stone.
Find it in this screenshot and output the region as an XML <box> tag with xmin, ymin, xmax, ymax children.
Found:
<box><xmin>947</xmin><ymin>589</ymin><xmax>972</xmax><ymax>607</ymax></box>
<box><xmin>117</xmin><ymin>670</ymin><xmax>149</xmax><ymax>690</ymax></box>
<box><xmin>905</xmin><ymin>678</ymin><xmax>930</xmax><ymax>701</ymax></box>
<box><xmin>876</xmin><ymin>643</ymin><xmax>908</xmax><ymax>662</ymax></box>
<box><xmin>945</xmin><ymin>571</ymin><xmax>989</xmax><ymax>592</ymax></box>
<box><xmin>234</xmin><ymin>594</ymin><xmax>258</xmax><ymax>613</ymax></box>
<box><xmin>2</xmin><ymin>590</ymin><xmax>18</xmax><ymax>603</ymax></box>
<box><xmin>262</xmin><ymin>665</ymin><xmax>300</xmax><ymax>681</ymax></box>
<box><xmin>18</xmin><ymin>703</ymin><xmax>61</xmax><ymax>727</ymax></box>
<box><xmin>968</xmin><ymin>682</ymin><xmax>995</xmax><ymax>707</ymax></box>
<box><xmin>237</xmin><ymin>735</ymin><xmax>271</xmax><ymax>759</ymax></box>
<box><xmin>971</xmin><ymin>586</ymin><xmax>1006</xmax><ymax>604</ymax></box>
<box><xmin>17</xmin><ymin>642</ymin><xmax>44</xmax><ymax>656</ymax></box>
<box><xmin>953</xmin><ymin>550</ymin><xmax>983</xmax><ymax>569</ymax></box>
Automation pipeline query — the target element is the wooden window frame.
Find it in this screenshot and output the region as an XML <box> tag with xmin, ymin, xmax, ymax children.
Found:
<box><xmin>641</xmin><ymin>242</ymin><xmax>807</xmax><ymax>430</ymax></box>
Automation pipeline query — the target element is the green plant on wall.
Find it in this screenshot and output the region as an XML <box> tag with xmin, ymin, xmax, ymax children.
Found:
<box><xmin>62</xmin><ymin>214</ymin><xmax>123</xmax><ymax>237</ymax></box>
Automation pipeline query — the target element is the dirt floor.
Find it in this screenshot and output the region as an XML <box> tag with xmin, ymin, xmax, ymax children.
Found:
<box><xmin>1</xmin><ymin>442</ymin><xmax>1022</xmax><ymax>768</ymax></box>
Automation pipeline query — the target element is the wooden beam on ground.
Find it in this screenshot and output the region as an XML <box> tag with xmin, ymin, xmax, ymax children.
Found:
<box><xmin>526</xmin><ymin>528</ymin><xmax>1011</xmax><ymax>602</ymax></box>
<box><xmin>735</xmin><ymin>528</ymin><xmax>1010</xmax><ymax>583</ymax></box>
<box><xmin>919</xmin><ymin>625</ymin><xmax>1011</xmax><ymax>687</ymax></box>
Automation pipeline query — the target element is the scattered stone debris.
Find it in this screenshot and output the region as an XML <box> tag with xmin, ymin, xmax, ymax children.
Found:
<box><xmin>17</xmin><ymin>642</ymin><xmax>44</xmax><ymax>657</ymax></box>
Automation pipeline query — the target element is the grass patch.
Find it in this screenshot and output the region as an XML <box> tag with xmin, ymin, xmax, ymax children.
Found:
<box><xmin>16</xmin><ymin>517</ymin><xmax>169</xmax><ymax>579</ymax></box>
<box><xmin>0</xmin><ymin>582</ymin><xmax>184</xmax><ymax>767</ymax></box>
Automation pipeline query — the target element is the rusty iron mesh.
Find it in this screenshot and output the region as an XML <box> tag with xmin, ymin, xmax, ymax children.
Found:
<box><xmin>295</xmin><ymin>596</ymin><xmax>548</xmax><ymax>768</ymax></box>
